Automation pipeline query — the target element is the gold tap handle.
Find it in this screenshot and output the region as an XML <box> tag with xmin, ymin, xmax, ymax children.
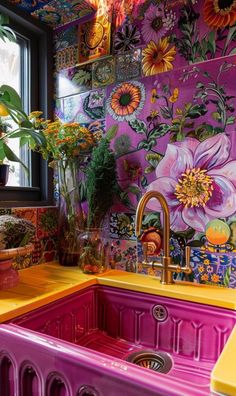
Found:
<box><xmin>184</xmin><ymin>245</ymin><xmax>192</xmax><ymax>274</ymax></box>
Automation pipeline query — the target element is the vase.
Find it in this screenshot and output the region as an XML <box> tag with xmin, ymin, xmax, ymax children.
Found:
<box><xmin>78</xmin><ymin>228</ymin><xmax>109</xmax><ymax>274</ymax></box>
<box><xmin>57</xmin><ymin>159</ymin><xmax>85</xmax><ymax>266</ymax></box>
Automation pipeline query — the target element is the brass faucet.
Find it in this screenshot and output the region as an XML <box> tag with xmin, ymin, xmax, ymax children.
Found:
<box><xmin>135</xmin><ymin>191</ymin><xmax>192</xmax><ymax>285</ymax></box>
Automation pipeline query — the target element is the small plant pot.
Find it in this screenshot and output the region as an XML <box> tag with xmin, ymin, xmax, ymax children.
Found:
<box><xmin>0</xmin><ymin>243</ymin><xmax>34</xmax><ymax>270</ymax></box>
<box><xmin>0</xmin><ymin>164</ymin><xmax>10</xmax><ymax>186</ymax></box>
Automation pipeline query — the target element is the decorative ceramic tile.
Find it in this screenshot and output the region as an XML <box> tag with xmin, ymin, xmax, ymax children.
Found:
<box><xmin>115</xmin><ymin>49</ymin><xmax>141</xmax><ymax>82</ymax></box>
<box><xmin>55</xmin><ymin>46</ymin><xmax>78</xmax><ymax>72</ymax></box>
<box><xmin>55</xmin><ymin>89</ymin><xmax>105</xmax><ymax>123</ymax></box>
<box><xmin>32</xmin><ymin>0</ymin><xmax>95</xmax><ymax>28</ymax></box>
<box><xmin>78</xmin><ymin>15</ymin><xmax>111</xmax><ymax>64</ymax></box>
<box><xmin>56</xmin><ymin>64</ymin><xmax>92</xmax><ymax>98</ymax></box>
<box><xmin>113</xmin><ymin>18</ymin><xmax>141</xmax><ymax>54</ymax></box>
<box><xmin>41</xmin><ymin>236</ymin><xmax>58</xmax><ymax>262</ymax></box>
<box><xmin>37</xmin><ymin>208</ymin><xmax>58</xmax><ymax>239</ymax></box>
<box><xmin>54</xmin><ymin>25</ymin><xmax>78</xmax><ymax>52</ymax></box>
<box><xmin>110</xmin><ymin>212</ymin><xmax>136</xmax><ymax>241</ymax></box>
<box><xmin>32</xmin><ymin>238</ymin><xmax>43</xmax><ymax>266</ymax></box>
<box><xmin>109</xmin><ymin>239</ymin><xmax>137</xmax><ymax>272</ymax></box>
<box><xmin>92</xmin><ymin>57</ymin><xmax>115</xmax><ymax>88</ymax></box>
<box><xmin>12</xmin><ymin>208</ymin><xmax>37</xmax><ymax>226</ymax></box>
<box><xmin>8</xmin><ymin>0</ymin><xmax>51</xmax><ymax>12</ymax></box>
<box><xmin>191</xmin><ymin>248</ymin><xmax>236</xmax><ymax>288</ymax></box>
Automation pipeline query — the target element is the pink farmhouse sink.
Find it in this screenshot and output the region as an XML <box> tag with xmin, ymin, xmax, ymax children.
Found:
<box><xmin>0</xmin><ymin>285</ymin><xmax>235</xmax><ymax>395</ymax></box>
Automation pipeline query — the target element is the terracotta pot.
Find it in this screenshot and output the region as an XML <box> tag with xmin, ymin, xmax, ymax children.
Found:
<box><xmin>0</xmin><ymin>243</ymin><xmax>34</xmax><ymax>261</ymax></box>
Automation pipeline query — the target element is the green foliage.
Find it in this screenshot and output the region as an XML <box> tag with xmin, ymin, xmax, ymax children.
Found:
<box><xmin>0</xmin><ymin>14</ymin><xmax>16</xmax><ymax>43</ymax></box>
<box><xmin>194</xmin><ymin>62</ymin><xmax>236</xmax><ymax>132</ymax></box>
<box><xmin>129</xmin><ymin>119</ymin><xmax>147</xmax><ymax>134</ymax></box>
<box><xmin>173</xmin><ymin>4</ymin><xmax>236</xmax><ymax>62</ymax></box>
<box><xmin>0</xmin><ymin>86</ymin><xmax>47</xmax><ymax>167</ymax></box>
<box><xmin>86</xmin><ymin>138</ymin><xmax>118</xmax><ymax>228</ymax></box>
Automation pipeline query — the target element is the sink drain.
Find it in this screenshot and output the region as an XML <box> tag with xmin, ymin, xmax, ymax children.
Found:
<box><xmin>126</xmin><ymin>350</ymin><xmax>173</xmax><ymax>374</ymax></box>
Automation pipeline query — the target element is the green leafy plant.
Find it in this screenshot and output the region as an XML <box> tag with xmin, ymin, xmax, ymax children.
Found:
<box><xmin>86</xmin><ymin>138</ymin><xmax>118</xmax><ymax>228</ymax></box>
<box><xmin>0</xmin><ymin>14</ymin><xmax>16</xmax><ymax>43</ymax></box>
<box><xmin>0</xmin><ymin>14</ymin><xmax>47</xmax><ymax>171</ymax></box>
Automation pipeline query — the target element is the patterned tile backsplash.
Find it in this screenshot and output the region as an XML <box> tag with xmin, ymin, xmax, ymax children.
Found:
<box><xmin>0</xmin><ymin>207</ymin><xmax>58</xmax><ymax>269</ymax></box>
<box><xmin>7</xmin><ymin>0</ymin><xmax>236</xmax><ymax>288</ymax></box>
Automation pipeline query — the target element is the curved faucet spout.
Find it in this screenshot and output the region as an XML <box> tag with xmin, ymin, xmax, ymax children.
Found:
<box><xmin>135</xmin><ymin>191</ymin><xmax>170</xmax><ymax>259</ymax></box>
<box><xmin>135</xmin><ymin>190</ymin><xmax>192</xmax><ymax>285</ymax></box>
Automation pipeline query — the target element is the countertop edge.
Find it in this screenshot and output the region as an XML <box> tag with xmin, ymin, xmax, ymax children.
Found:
<box><xmin>211</xmin><ymin>325</ymin><xmax>236</xmax><ymax>396</ymax></box>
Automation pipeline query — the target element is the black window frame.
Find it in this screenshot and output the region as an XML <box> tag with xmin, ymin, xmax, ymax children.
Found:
<box><xmin>0</xmin><ymin>0</ymin><xmax>54</xmax><ymax>207</ymax></box>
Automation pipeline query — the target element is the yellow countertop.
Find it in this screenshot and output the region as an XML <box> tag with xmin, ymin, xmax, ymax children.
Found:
<box><xmin>1</xmin><ymin>262</ymin><xmax>236</xmax><ymax>323</ymax></box>
<box><xmin>0</xmin><ymin>261</ymin><xmax>236</xmax><ymax>395</ymax></box>
<box><xmin>211</xmin><ymin>325</ymin><xmax>236</xmax><ymax>396</ymax></box>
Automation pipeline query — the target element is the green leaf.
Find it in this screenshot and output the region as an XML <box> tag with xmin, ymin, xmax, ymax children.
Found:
<box><xmin>226</xmin><ymin>116</ymin><xmax>236</xmax><ymax>125</ymax></box>
<box><xmin>141</xmin><ymin>175</ymin><xmax>148</xmax><ymax>188</ymax></box>
<box><xmin>20</xmin><ymin>136</ymin><xmax>29</xmax><ymax>147</ymax></box>
<box><xmin>211</xmin><ymin>112</ymin><xmax>221</xmax><ymax>121</ymax></box>
<box><xmin>0</xmin><ymin>84</ymin><xmax>22</xmax><ymax>109</ymax></box>
<box><xmin>207</xmin><ymin>31</ymin><xmax>216</xmax><ymax>55</ymax></box>
<box><xmin>144</xmin><ymin>165</ymin><xmax>155</xmax><ymax>174</ymax></box>
<box><xmin>0</xmin><ymin>141</ymin><xmax>5</xmax><ymax>161</ymax></box>
<box><xmin>196</xmin><ymin>82</ymin><xmax>205</xmax><ymax>89</ymax></box>
<box><xmin>160</xmin><ymin>106</ymin><xmax>172</xmax><ymax>119</ymax></box>
<box><xmin>129</xmin><ymin>119</ymin><xmax>147</xmax><ymax>134</ymax></box>
<box><xmin>106</xmin><ymin>125</ymin><xmax>118</xmax><ymax>141</ymax></box>
<box><xmin>3</xmin><ymin>143</ymin><xmax>28</xmax><ymax>173</ymax></box>
<box><xmin>153</xmin><ymin>124</ymin><xmax>171</xmax><ymax>138</ymax></box>
<box><xmin>127</xmin><ymin>184</ymin><xmax>142</xmax><ymax>196</ymax></box>
<box><xmin>187</xmin><ymin>104</ymin><xmax>208</xmax><ymax>119</ymax></box>
<box><xmin>0</xmin><ymin>14</ymin><xmax>9</xmax><ymax>25</ymax></box>
<box><xmin>9</xmin><ymin>128</ymin><xmax>47</xmax><ymax>146</ymax></box>
<box><xmin>137</xmin><ymin>140</ymin><xmax>150</xmax><ymax>150</ymax></box>
<box><xmin>223</xmin><ymin>26</ymin><xmax>236</xmax><ymax>55</ymax></box>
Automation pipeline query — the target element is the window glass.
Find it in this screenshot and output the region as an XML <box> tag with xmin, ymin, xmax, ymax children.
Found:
<box><xmin>0</xmin><ymin>34</ymin><xmax>29</xmax><ymax>187</ymax></box>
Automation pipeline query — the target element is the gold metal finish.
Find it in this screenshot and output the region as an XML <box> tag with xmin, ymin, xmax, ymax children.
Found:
<box><xmin>135</xmin><ymin>191</ymin><xmax>192</xmax><ymax>285</ymax></box>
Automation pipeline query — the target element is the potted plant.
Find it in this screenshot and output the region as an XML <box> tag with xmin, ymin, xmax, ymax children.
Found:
<box><xmin>79</xmin><ymin>138</ymin><xmax>118</xmax><ymax>274</ymax></box>
<box><xmin>0</xmin><ymin>214</ymin><xmax>35</xmax><ymax>289</ymax></box>
<box><xmin>0</xmin><ymin>13</ymin><xmax>47</xmax><ymax>180</ymax></box>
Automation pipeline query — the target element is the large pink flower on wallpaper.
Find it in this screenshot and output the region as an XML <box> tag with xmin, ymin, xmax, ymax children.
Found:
<box><xmin>146</xmin><ymin>134</ymin><xmax>236</xmax><ymax>232</ymax></box>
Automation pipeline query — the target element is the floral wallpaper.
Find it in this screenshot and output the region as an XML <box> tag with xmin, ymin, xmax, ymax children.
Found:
<box><xmin>9</xmin><ymin>0</ymin><xmax>236</xmax><ymax>286</ymax></box>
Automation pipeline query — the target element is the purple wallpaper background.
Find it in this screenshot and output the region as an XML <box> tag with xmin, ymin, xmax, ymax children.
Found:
<box><xmin>7</xmin><ymin>0</ymin><xmax>236</xmax><ymax>286</ymax></box>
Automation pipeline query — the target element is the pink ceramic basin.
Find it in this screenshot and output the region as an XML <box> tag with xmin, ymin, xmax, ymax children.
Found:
<box><xmin>0</xmin><ymin>285</ymin><xmax>235</xmax><ymax>395</ymax></box>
